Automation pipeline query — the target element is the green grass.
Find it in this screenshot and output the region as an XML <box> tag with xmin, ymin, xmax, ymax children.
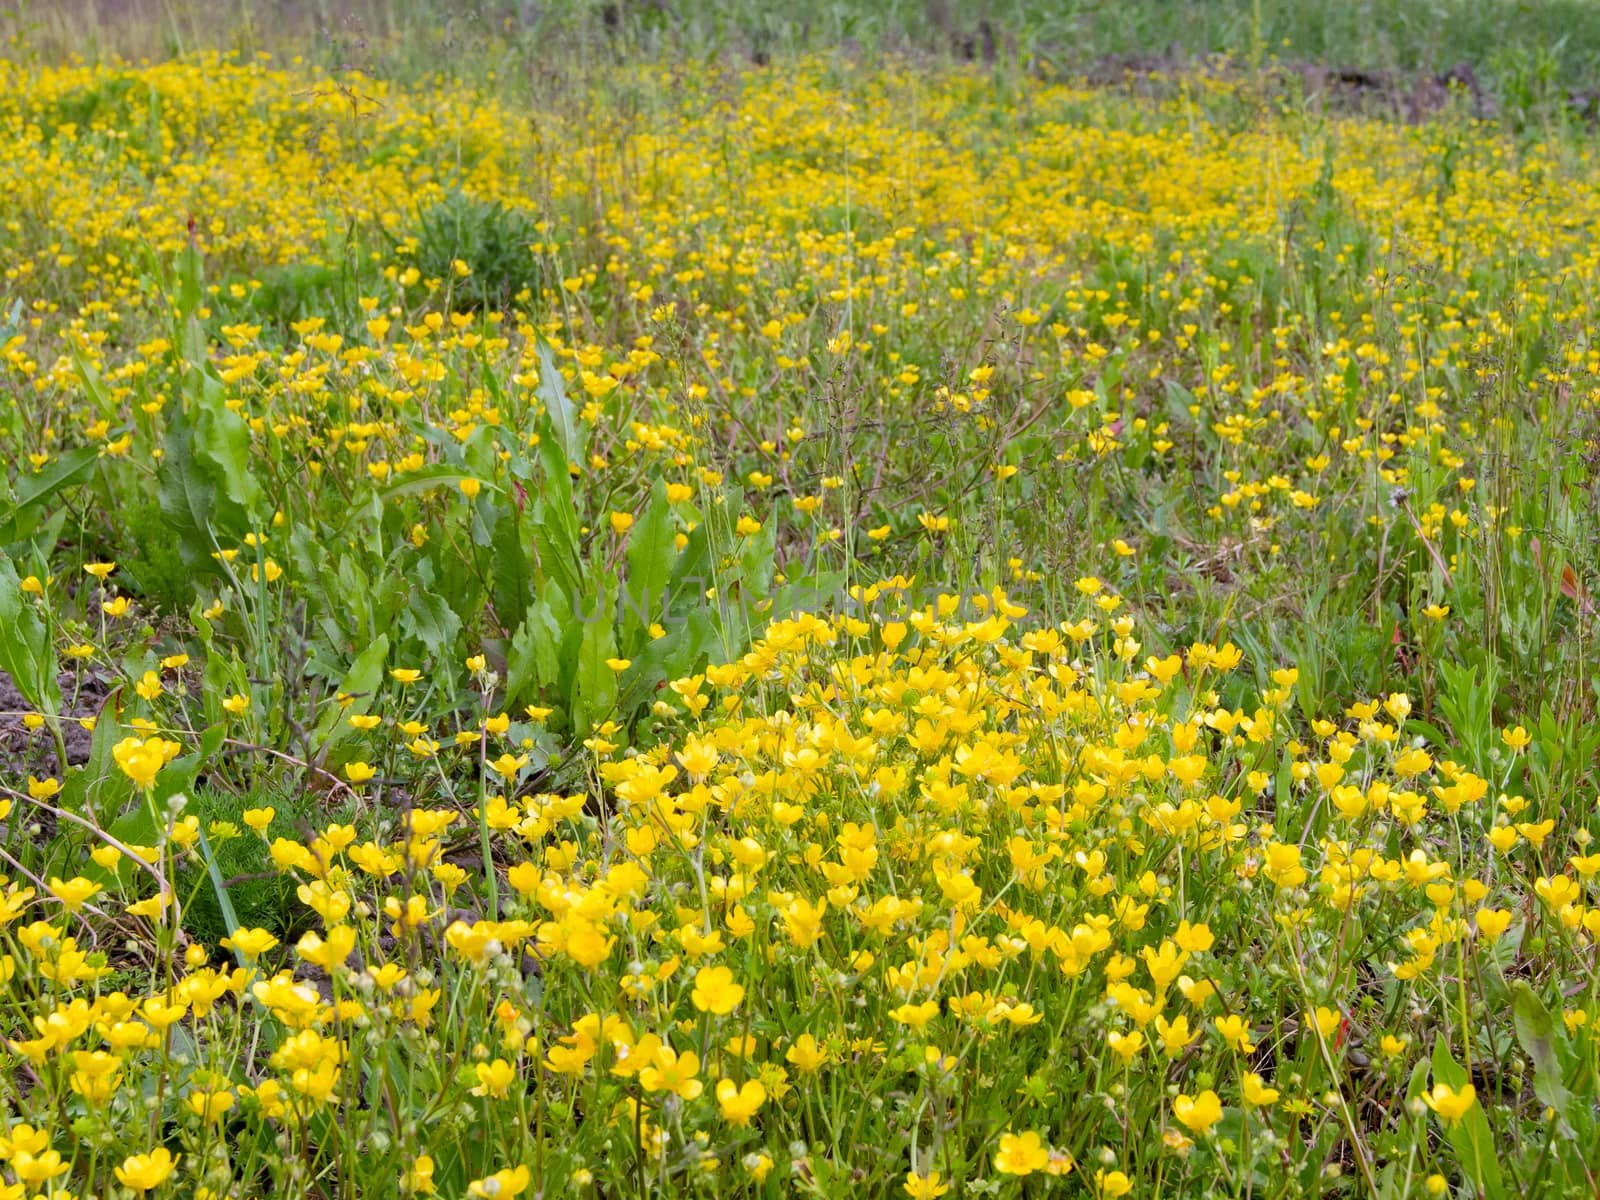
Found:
<box><xmin>2</xmin><ymin>5</ymin><xmax>1600</xmax><ymax>1198</ymax></box>
<box><xmin>12</xmin><ymin>0</ymin><xmax>1600</xmax><ymax>111</ymax></box>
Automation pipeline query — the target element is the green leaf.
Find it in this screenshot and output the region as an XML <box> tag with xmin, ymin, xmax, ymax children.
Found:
<box><xmin>1429</xmin><ymin>1035</ymin><xmax>1467</xmax><ymax>1088</ymax></box>
<box><xmin>401</xmin><ymin>588</ymin><xmax>463</xmax><ymax>665</ymax></box>
<box><xmin>197</xmin><ymin>820</ymin><xmax>246</xmax><ymax>967</ymax></box>
<box><xmin>669</xmin><ymin>519</ymin><xmax>711</xmax><ymax>599</ymax></box>
<box><xmin>613</xmin><ymin>606</ymin><xmax>718</xmax><ymax>721</ymax></box>
<box><xmin>105</xmin><ymin>801</ymin><xmax>160</xmax><ymax>887</ymax></box>
<box><xmin>61</xmin><ymin>689</ymin><xmax>129</xmax><ymax>824</ymax></box>
<box><xmin>507</xmin><ymin>599</ymin><xmax>563</xmax><ymax>707</ymax></box>
<box><xmin>176</xmin><ymin>239</ymin><xmax>205</xmax><ymax>322</ymax></box>
<box><xmin>571</xmin><ymin>582</ymin><xmax>618</xmax><ymax>736</ymax></box>
<box><xmin>71</xmin><ymin>346</ymin><xmax>118</xmax><ymax>421</ymax></box>
<box><xmin>201</xmin><ymin>648</ymin><xmax>249</xmax><ymax>728</ymax></box>
<box><xmin>313</xmin><ymin>635</ymin><xmax>389</xmax><ymax>747</ymax></box>
<box><xmin>156</xmin><ymin>413</ymin><xmax>222</xmax><ymax>569</ymax></box>
<box><xmin>197</xmin><ymin>721</ymin><xmax>228</xmax><ymax>762</ymax></box>
<box><xmin>622</xmin><ymin>480</ymin><xmax>674</xmax><ymax>650</ymax></box>
<box><xmin>532</xmin><ymin>428</ymin><xmax>584</xmax><ymax>600</ymax></box>
<box><xmin>156</xmin><ymin>264</ymin><xmax>260</xmax><ymax>555</ymax></box>
<box><xmin>0</xmin><ymin>554</ymin><xmax>61</xmax><ymax>717</ymax></box>
<box><xmin>537</xmin><ymin>339</ymin><xmax>583</xmax><ymax>464</ymax></box>
<box><xmin>0</xmin><ymin>444</ymin><xmax>101</xmax><ymax>545</ymax></box>
<box><xmin>552</xmin><ymin>584</ymin><xmax>583</xmax><ymax>696</ymax></box>
<box><xmin>152</xmin><ymin>735</ymin><xmax>211</xmax><ymax>811</ymax></box>
<box><xmin>378</xmin><ymin>466</ymin><xmax>491</xmax><ymax>503</ymax></box>
<box><xmin>1511</xmin><ymin>982</ymin><xmax>1570</xmax><ymax>1114</ymax></box>
<box><xmin>1430</xmin><ymin>1038</ymin><xmax>1505</xmax><ymax>1200</ymax></box>
<box><xmin>489</xmin><ymin>502</ymin><xmax>532</xmax><ymax>632</ymax></box>
<box><xmin>1405</xmin><ymin>1053</ymin><xmax>1431</xmax><ymax>1106</ymax></box>
<box><xmin>1404</xmin><ymin>718</ymin><xmax>1452</xmax><ymax>751</ymax></box>
<box><xmin>737</xmin><ymin>518</ymin><xmax>777</xmax><ymax>598</ymax></box>
<box><xmin>339</xmin><ymin>635</ymin><xmax>390</xmax><ymax>708</ymax></box>
<box><xmin>192</xmin><ymin>374</ymin><xmax>262</xmax><ymax>517</ymax></box>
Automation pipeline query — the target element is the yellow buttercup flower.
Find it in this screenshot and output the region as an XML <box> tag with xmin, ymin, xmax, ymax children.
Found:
<box><xmin>470</xmin><ymin>1058</ymin><xmax>517</xmax><ymax>1099</ymax></box>
<box><xmin>467</xmin><ymin>1166</ymin><xmax>530</xmax><ymax>1198</ymax></box>
<box><xmin>994</xmin><ymin>1130</ymin><xmax>1051</xmax><ymax>1176</ymax></box>
<box><xmin>46</xmin><ymin>876</ymin><xmax>101</xmax><ymax>913</ymax></box>
<box><xmin>1241</xmin><ymin>1072</ymin><xmax>1280</xmax><ymax>1107</ymax></box>
<box><xmin>691</xmin><ymin>965</ymin><xmax>744</xmax><ymax>1015</ymax></box>
<box><xmin>1422</xmin><ymin>1082</ymin><xmax>1476</xmax><ymax>1125</ymax></box>
<box><xmin>715</xmin><ymin>1078</ymin><xmax>766</xmax><ymax>1125</ymax></box>
<box><xmin>904</xmin><ymin>1170</ymin><xmax>951</xmax><ymax>1199</ymax></box>
<box><xmin>1172</xmin><ymin>1090</ymin><xmax>1223</xmax><ymax>1135</ymax></box>
<box><xmin>220</xmin><ymin>927</ymin><xmax>280</xmax><ymax>960</ymax></box>
<box><xmin>115</xmin><ymin>1147</ymin><xmax>179</xmax><ymax>1192</ymax></box>
<box><xmin>112</xmin><ymin>735</ymin><xmax>180</xmax><ymax>790</ymax></box>
<box><xmin>404</xmin><ymin>1155</ymin><xmax>438</xmax><ymax>1194</ymax></box>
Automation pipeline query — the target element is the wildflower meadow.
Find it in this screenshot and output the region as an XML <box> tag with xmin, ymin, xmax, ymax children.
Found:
<box><xmin>1</xmin><ymin>2</ymin><xmax>1598</xmax><ymax>1197</ymax></box>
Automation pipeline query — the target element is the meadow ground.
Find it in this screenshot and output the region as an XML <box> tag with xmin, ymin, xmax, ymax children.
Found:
<box><xmin>1</xmin><ymin>2</ymin><xmax>1599</xmax><ymax>1197</ymax></box>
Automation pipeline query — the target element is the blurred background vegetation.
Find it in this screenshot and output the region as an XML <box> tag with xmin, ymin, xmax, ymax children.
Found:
<box><xmin>8</xmin><ymin>0</ymin><xmax>1600</xmax><ymax>120</ymax></box>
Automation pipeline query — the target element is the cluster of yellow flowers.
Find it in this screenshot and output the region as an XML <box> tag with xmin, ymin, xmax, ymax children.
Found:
<box><xmin>2</xmin><ymin>44</ymin><xmax>1598</xmax><ymax>1199</ymax></box>
<box><xmin>2</xmin><ymin>52</ymin><xmax>1596</xmax><ymax>587</ymax></box>
<box><xmin>4</xmin><ymin>584</ymin><xmax>1592</xmax><ymax>1193</ymax></box>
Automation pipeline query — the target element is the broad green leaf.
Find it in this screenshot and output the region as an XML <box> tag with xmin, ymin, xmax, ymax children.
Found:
<box><xmin>378</xmin><ymin>466</ymin><xmax>491</xmax><ymax>503</ymax></box>
<box><xmin>192</xmin><ymin>374</ymin><xmax>262</xmax><ymax>517</ymax></box>
<box><xmin>1511</xmin><ymin>982</ymin><xmax>1570</xmax><ymax>1114</ymax></box>
<box><xmin>1405</xmin><ymin>1053</ymin><xmax>1431</xmax><ymax>1106</ymax></box>
<box><xmin>571</xmin><ymin>582</ymin><xmax>618</xmax><ymax>735</ymax></box>
<box><xmin>402</xmin><ymin>588</ymin><xmax>463</xmax><ymax>665</ymax></box>
<box><xmin>201</xmin><ymin>648</ymin><xmax>249</xmax><ymax>728</ymax></box>
<box><xmin>71</xmin><ymin>346</ymin><xmax>118</xmax><ymax>420</ymax></box>
<box><xmin>489</xmin><ymin>501</ymin><xmax>532</xmax><ymax>632</ymax></box>
<box><xmin>313</xmin><ymin>635</ymin><xmax>389</xmax><ymax>746</ymax></box>
<box><xmin>536</xmin><ymin>339</ymin><xmax>583</xmax><ymax>464</ymax></box>
<box><xmin>0</xmin><ymin>444</ymin><xmax>100</xmax><ymax>544</ymax></box>
<box><xmin>1430</xmin><ymin>1038</ymin><xmax>1505</xmax><ymax>1200</ymax></box>
<box><xmin>197</xmin><ymin>722</ymin><xmax>228</xmax><ymax>762</ymax></box>
<box><xmin>339</xmin><ymin>635</ymin><xmax>390</xmax><ymax>708</ymax></box>
<box><xmin>0</xmin><ymin>554</ymin><xmax>61</xmax><ymax>717</ymax></box>
<box><xmin>552</xmin><ymin>583</ymin><xmax>583</xmax><ymax>701</ymax></box>
<box><xmin>149</xmin><ymin>725</ymin><xmax>218</xmax><ymax>816</ymax></box>
<box><xmin>106</xmin><ymin>801</ymin><xmax>160</xmax><ymax>886</ymax></box>
<box><xmin>1276</xmin><ymin>747</ymin><xmax>1295</xmax><ymax>823</ymax></box>
<box><xmin>613</xmin><ymin>606</ymin><xmax>717</xmax><ymax>720</ymax></box>
<box><xmin>61</xmin><ymin>690</ymin><xmax>128</xmax><ymax>824</ymax></box>
<box><xmin>19</xmin><ymin>505</ymin><xmax>70</xmax><ymax>564</ymax></box>
<box><xmin>507</xmin><ymin>599</ymin><xmax>563</xmax><ymax>707</ymax></box>
<box><xmin>157</xmin><ymin>413</ymin><xmax>222</xmax><ymax>569</ymax></box>
<box><xmin>532</xmin><ymin>425</ymin><xmax>584</xmax><ymax>600</ymax></box>
<box><xmin>669</xmin><ymin>519</ymin><xmax>712</xmax><ymax>600</ymax></box>
<box><xmin>156</xmin><ymin>260</ymin><xmax>260</xmax><ymax>545</ymax></box>
<box><xmin>622</xmin><ymin>480</ymin><xmax>674</xmax><ymax>650</ymax></box>
<box><xmin>1404</xmin><ymin>718</ymin><xmax>1452</xmax><ymax>751</ymax></box>
<box><xmin>1430</xmin><ymin>1035</ymin><xmax>1467</xmax><ymax>1088</ymax></box>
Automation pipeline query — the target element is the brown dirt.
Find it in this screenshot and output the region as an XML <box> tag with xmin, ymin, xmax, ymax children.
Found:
<box><xmin>0</xmin><ymin>670</ymin><xmax>109</xmax><ymax>782</ymax></box>
<box><xmin>1074</xmin><ymin>52</ymin><xmax>1495</xmax><ymax>123</ymax></box>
